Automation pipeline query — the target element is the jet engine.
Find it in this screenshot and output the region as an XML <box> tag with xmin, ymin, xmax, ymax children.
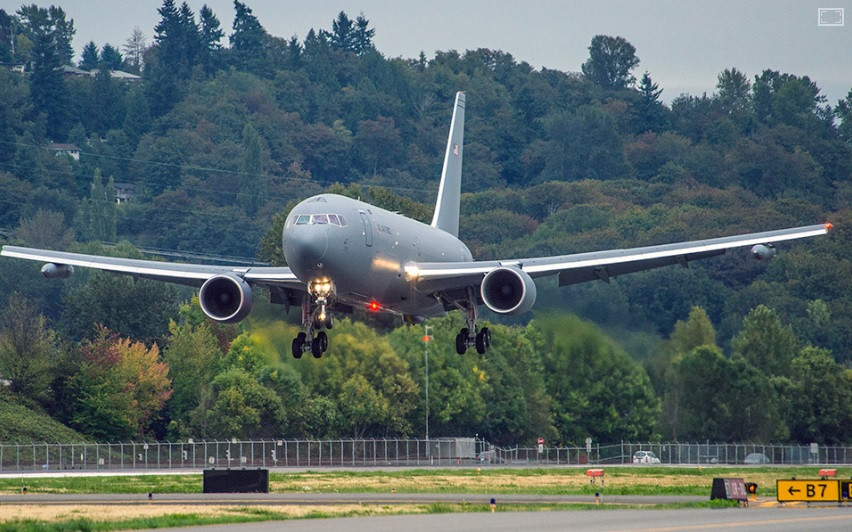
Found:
<box><xmin>751</xmin><ymin>244</ymin><xmax>777</xmax><ymax>261</ymax></box>
<box><xmin>199</xmin><ymin>274</ymin><xmax>254</xmax><ymax>323</ymax></box>
<box><xmin>41</xmin><ymin>263</ymin><xmax>74</xmax><ymax>279</ymax></box>
<box><xmin>480</xmin><ymin>266</ymin><xmax>537</xmax><ymax>315</ymax></box>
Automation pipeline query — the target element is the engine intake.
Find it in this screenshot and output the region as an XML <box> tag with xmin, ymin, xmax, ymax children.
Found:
<box><xmin>480</xmin><ymin>266</ymin><xmax>537</xmax><ymax>315</ymax></box>
<box><xmin>199</xmin><ymin>274</ymin><xmax>254</xmax><ymax>323</ymax></box>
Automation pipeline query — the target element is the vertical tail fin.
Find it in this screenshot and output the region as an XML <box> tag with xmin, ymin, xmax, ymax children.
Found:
<box><xmin>430</xmin><ymin>91</ymin><xmax>465</xmax><ymax>237</ymax></box>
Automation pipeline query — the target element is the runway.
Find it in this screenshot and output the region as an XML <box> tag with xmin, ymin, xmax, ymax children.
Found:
<box><xmin>0</xmin><ymin>492</ymin><xmax>848</xmax><ymax>531</ymax></box>
<box><xmin>181</xmin><ymin>507</ymin><xmax>852</xmax><ymax>532</ymax></box>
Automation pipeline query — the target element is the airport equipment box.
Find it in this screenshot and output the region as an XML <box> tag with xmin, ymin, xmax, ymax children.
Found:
<box><xmin>203</xmin><ymin>468</ymin><xmax>269</xmax><ymax>493</ymax></box>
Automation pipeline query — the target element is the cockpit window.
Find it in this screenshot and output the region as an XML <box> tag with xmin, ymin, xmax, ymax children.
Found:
<box><xmin>295</xmin><ymin>214</ymin><xmax>347</xmax><ymax>226</ymax></box>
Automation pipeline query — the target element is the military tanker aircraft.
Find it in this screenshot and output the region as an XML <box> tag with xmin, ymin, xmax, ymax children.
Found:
<box><xmin>0</xmin><ymin>92</ymin><xmax>832</xmax><ymax>358</ymax></box>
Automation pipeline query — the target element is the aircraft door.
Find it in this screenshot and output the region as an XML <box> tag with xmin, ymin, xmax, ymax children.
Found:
<box><xmin>359</xmin><ymin>211</ymin><xmax>373</xmax><ymax>247</ymax></box>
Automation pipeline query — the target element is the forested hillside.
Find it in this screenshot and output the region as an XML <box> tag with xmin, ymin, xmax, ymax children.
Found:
<box><xmin>0</xmin><ymin>2</ymin><xmax>849</xmax><ymax>445</ymax></box>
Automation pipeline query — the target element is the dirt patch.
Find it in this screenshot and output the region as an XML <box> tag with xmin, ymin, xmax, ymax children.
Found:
<box><xmin>0</xmin><ymin>503</ymin><xmax>424</xmax><ymax>523</ymax></box>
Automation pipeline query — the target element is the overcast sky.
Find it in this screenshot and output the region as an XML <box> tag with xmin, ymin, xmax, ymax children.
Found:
<box><xmin>8</xmin><ymin>0</ymin><xmax>851</xmax><ymax>103</ymax></box>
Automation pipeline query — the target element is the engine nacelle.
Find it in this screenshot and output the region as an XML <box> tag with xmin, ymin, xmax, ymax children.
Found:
<box><xmin>199</xmin><ymin>274</ymin><xmax>254</xmax><ymax>323</ymax></box>
<box><xmin>480</xmin><ymin>266</ymin><xmax>537</xmax><ymax>315</ymax></box>
<box><xmin>751</xmin><ymin>243</ymin><xmax>777</xmax><ymax>261</ymax></box>
<box><xmin>41</xmin><ymin>263</ymin><xmax>74</xmax><ymax>279</ymax></box>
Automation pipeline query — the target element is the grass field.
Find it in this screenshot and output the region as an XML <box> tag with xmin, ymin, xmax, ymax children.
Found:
<box><xmin>0</xmin><ymin>466</ymin><xmax>843</xmax><ymax>530</ymax></box>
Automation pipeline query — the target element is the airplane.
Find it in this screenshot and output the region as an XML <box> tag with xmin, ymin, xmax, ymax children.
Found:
<box><xmin>0</xmin><ymin>92</ymin><xmax>833</xmax><ymax>359</ymax></box>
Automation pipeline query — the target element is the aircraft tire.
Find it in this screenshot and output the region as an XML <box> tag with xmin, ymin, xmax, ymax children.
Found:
<box><xmin>311</xmin><ymin>338</ymin><xmax>323</xmax><ymax>358</ymax></box>
<box><xmin>455</xmin><ymin>331</ymin><xmax>467</xmax><ymax>355</ymax></box>
<box><xmin>317</xmin><ymin>331</ymin><xmax>329</xmax><ymax>352</ymax></box>
<box><xmin>291</xmin><ymin>337</ymin><xmax>303</xmax><ymax>359</ymax></box>
<box><xmin>481</xmin><ymin>327</ymin><xmax>491</xmax><ymax>348</ymax></box>
<box><xmin>475</xmin><ymin>331</ymin><xmax>487</xmax><ymax>354</ymax></box>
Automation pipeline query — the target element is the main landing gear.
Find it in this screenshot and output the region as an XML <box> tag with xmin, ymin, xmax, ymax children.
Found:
<box><xmin>292</xmin><ymin>279</ymin><xmax>335</xmax><ymax>359</ymax></box>
<box><xmin>454</xmin><ymin>294</ymin><xmax>491</xmax><ymax>355</ymax></box>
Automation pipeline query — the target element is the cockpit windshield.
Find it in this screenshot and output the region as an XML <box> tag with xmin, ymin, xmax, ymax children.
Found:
<box><xmin>292</xmin><ymin>214</ymin><xmax>347</xmax><ymax>227</ymax></box>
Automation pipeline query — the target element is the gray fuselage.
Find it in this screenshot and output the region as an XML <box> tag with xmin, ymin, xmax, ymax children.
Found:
<box><xmin>282</xmin><ymin>194</ymin><xmax>473</xmax><ymax>317</ymax></box>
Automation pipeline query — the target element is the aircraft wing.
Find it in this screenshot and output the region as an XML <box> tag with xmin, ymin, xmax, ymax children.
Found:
<box><xmin>409</xmin><ymin>223</ymin><xmax>831</xmax><ymax>293</ymax></box>
<box><xmin>0</xmin><ymin>246</ymin><xmax>304</xmax><ymax>290</ymax></box>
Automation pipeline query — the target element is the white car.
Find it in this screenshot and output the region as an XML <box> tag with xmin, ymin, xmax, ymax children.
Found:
<box><xmin>632</xmin><ymin>450</ymin><xmax>661</xmax><ymax>464</ymax></box>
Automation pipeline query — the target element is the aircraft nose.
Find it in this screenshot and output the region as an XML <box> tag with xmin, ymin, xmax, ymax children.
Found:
<box><xmin>288</xmin><ymin>227</ymin><xmax>328</xmax><ymax>264</ymax></box>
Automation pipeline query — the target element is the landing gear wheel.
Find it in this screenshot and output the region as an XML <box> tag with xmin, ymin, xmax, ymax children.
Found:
<box><xmin>311</xmin><ymin>337</ymin><xmax>324</xmax><ymax>358</ymax></box>
<box><xmin>316</xmin><ymin>331</ymin><xmax>328</xmax><ymax>352</ymax></box>
<box><xmin>456</xmin><ymin>327</ymin><xmax>469</xmax><ymax>355</ymax></box>
<box><xmin>480</xmin><ymin>327</ymin><xmax>491</xmax><ymax>349</ymax></box>
<box><xmin>475</xmin><ymin>331</ymin><xmax>487</xmax><ymax>355</ymax></box>
<box><xmin>291</xmin><ymin>337</ymin><xmax>304</xmax><ymax>359</ymax></box>
<box><xmin>324</xmin><ymin>315</ymin><xmax>334</xmax><ymax>329</ymax></box>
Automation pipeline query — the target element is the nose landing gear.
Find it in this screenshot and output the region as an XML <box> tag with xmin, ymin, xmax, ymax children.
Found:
<box><xmin>292</xmin><ymin>279</ymin><xmax>335</xmax><ymax>359</ymax></box>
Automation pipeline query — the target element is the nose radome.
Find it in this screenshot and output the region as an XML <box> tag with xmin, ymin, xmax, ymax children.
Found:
<box><xmin>287</xmin><ymin>227</ymin><xmax>328</xmax><ymax>264</ymax></box>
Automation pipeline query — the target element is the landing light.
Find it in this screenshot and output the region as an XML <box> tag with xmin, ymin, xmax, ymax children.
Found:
<box><xmin>404</xmin><ymin>264</ymin><xmax>420</xmax><ymax>280</ymax></box>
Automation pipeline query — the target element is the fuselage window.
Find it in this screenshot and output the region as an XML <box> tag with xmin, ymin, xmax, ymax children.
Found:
<box><xmin>312</xmin><ymin>214</ymin><xmax>329</xmax><ymax>224</ymax></box>
<box><xmin>296</xmin><ymin>215</ymin><xmax>310</xmax><ymax>225</ymax></box>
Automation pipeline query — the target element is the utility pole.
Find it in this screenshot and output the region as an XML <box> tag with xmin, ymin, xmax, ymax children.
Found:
<box><xmin>423</xmin><ymin>324</ymin><xmax>431</xmax><ymax>456</ymax></box>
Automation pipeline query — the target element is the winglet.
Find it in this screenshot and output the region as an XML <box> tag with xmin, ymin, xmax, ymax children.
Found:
<box><xmin>431</xmin><ymin>92</ymin><xmax>465</xmax><ymax>237</ymax></box>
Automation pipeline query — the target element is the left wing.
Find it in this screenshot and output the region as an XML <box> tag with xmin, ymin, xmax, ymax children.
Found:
<box><xmin>409</xmin><ymin>223</ymin><xmax>832</xmax><ymax>293</ymax></box>
<box><xmin>0</xmin><ymin>246</ymin><xmax>304</xmax><ymax>290</ymax></box>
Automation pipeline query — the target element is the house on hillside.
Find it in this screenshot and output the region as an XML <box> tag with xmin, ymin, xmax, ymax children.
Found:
<box><xmin>47</xmin><ymin>142</ymin><xmax>80</xmax><ymax>161</ymax></box>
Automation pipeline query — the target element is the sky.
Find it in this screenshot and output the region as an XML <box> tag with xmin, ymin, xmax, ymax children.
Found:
<box><xmin>5</xmin><ymin>0</ymin><xmax>851</xmax><ymax>104</ymax></box>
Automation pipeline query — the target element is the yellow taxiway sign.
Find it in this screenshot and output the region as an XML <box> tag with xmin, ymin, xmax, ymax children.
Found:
<box><xmin>777</xmin><ymin>479</ymin><xmax>840</xmax><ymax>503</ymax></box>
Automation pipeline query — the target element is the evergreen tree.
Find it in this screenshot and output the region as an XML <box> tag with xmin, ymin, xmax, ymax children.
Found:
<box><xmin>78</xmin><ymin>168</ymin><xmax>117</xmax><ymax>242</ymax></box>
<box><xmin>79</xmin><ymin>40</ymin><xmax>98</xmax><ymax>70</ymax></box>
<box><xmin>123</xmin><ymin>85</ymin><xmax>151</xmax><ymax>147</ymax></box>
<box><xmin>330</xmin><ymin>11</ymin><xmax>356</xmax><ymax>52</ymax></box>
<box><xmin>18</xmin><ymin>5</ymin><xmax>71</xmax><ymax>139</ymax></box>
<box><xmin>99</xmin><ymin>43</ymin><xmax>123</xmax><ymax>70</ymax></box>
<box><xmin>198</xmin><ymin>4</ymin><xmax>224</xmax><ymax>74</ymax></box>
<box><xmin>229</xmin><ymin>0</ymin><xmax>266</xmax><ymax>75</ymax></box>
<box><xmin>237</xmin><ymin>122</ymin><xmax>265</xmax><ymax>215</ymax></box>
<box><xmin>637</xmin><ymin>71</ymin><xmax>665</xmax><ymax>132</ymax></box>
<box><xmin>353</xmin><ymin>12</ymin><xmax>375</xmax><ymax>55</ymax></box>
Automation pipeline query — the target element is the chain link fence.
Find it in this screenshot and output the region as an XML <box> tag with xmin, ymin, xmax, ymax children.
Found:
<box><xmin>1</xmin><ymin>438</ymin><xmax>849</xmax><ymax>472</ymax></box>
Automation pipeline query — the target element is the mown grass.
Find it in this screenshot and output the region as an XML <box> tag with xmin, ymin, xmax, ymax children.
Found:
<box><xmin>0</xmin><ymin>466</ymin><xmax>837</xmax><ymax>496</ymax></box>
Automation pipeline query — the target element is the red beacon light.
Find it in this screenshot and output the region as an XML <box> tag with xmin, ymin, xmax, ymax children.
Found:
<box><xmin>825</xmin><ymin>222</ymin><xmax>833</xmax><ymax>231</ymax></box>
<box><xmin>368</xmin><ymin>300</ymin><xmax>380</xmax><ymax>312</ymax></box>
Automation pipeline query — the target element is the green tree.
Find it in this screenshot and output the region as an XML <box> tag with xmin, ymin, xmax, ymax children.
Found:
<box><xmin>716</xmin><ymin>67</ymin><xmax>751</xmax><ymax>114</ymax></box>
<box><xmin>19</xmin><ymin>4</ymin><xmax>72</xmax><ymax>139</ymax></box>
<box><xmin>329</xmin><ymin>11</ymin><xmax>356</xmax><ymax>52</ymax></box>
<box><xmin>0</xmin><ymin>293</ymin><xmax>56</xmax><ymax>405</ymax></box>
<box><xmin>202</xmin><ymin>367</ymin><xmax>286</xmax><ymax>438</ymax></box>
<box><xmin>79</xmin><ymin>40</ymin><xmax>98</xmax><ymax>70</ymax></box>
<box><xmin>237</xmin><ymin>122</ymin><xmax>265</xmax><ymax>215</ymax></box>
<box><xmin>534</xmin><ymin>314</ymin><xmax>660</xmax><ymax>443</ymax></box>
<box><xmin>731</xmin><ymin>305</ymin><xmax>798</xmax><ymax>377</ymax></box>
<box><xmin>581</xmin><ymin>35</ymin><xmax>639</xmax><ymax>90</ymax></box>
<box><xmin>229</xmin><ymin>0</ymin><xmax>267</xmax><ymax>75</ymax></box>
<box><xmin>99</xmin><ymin>43</ymin><xmax>123</xmax><ymax>69</ymax></box>
<box><xmin>60</xmin><ymin>262</ymin><xmax>180</xmax><ymax>343</ymax></box>
<box><xmin>637</xmin><ymin>71</ymin><xmax>666</xmax><ymax>132</ymax></box>
<box><xmin>198</xmin><ymin>4</ymin><xmax>224</xmax><ymax>74</ymax></box>
<box><xmin>785</xmin><ymin>347</ymin><xmax>852</xmax><ymax>443</ymax></box>
<box><xmin>163</xmin><ymin>317</ymin><xmax>222</xmax><ymax>439</ymax></box>
<box><xmin>77</xmin><ymin>168</ymin><xmax>117</xmax><ymax>242</ymax></box>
